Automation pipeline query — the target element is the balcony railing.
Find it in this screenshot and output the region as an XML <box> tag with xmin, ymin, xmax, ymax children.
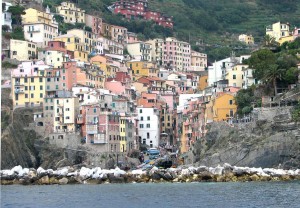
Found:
<box><xmin>27</xmin><ymin>29</ymin><xmax>40</xmax><ymax>33</ymax></box>
<box><xmin>14</xmin><ymin>82</ymin><xmax>24</xmax><ymax>86</ymax></box>
<box><xmin>15</xmin><ymin>89</ymin><xmax>24</xmax><ymax>94</ymax></box>
<box><xmin>92</xmin><ymin>139</ymin><xmax>107</xmax><ymax>144</ymax></box>
<box><xmin>86</xmin><ymin>124</ymin><xmax>98</xmax><ymax>134</ymax></box>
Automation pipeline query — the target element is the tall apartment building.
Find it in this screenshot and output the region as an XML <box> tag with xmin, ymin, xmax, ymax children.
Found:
<box><xmin>11</xmin><ymin>61</ymin><xmax>50</xmax><ymax>108</ymax></box>
<box><xmin>56</xmin><ymin>1</ymin><xmax>85</xmax><ymax>24</ymax></box>
<box><xmin>22</xmin><ymin>8</ymin><xmax>58</xmax><ymax>47</ymax></box>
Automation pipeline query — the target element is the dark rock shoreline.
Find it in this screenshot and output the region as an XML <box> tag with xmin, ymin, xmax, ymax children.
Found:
<box><xmin>1</xmin><ymin>164</ymin><xmax>300</xmax><ymax>185</ymax></box>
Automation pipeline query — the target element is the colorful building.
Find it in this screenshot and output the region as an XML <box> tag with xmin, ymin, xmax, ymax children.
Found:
<box><xmin>127</xmin><ymin>41</ymin><xmax>152</xmax><ymax>61</ymax></box>
<box><xmin>266</xmin><ymin>22</ymin><xmax>290</xmax><ymax>42</ymax></box>
<box><xmin>11</xmin><ymin>61</ymin><xmax>50</xmax><ymax>108</ymax></box>
<box><xmin>22</xmin><ymin>8</ymin><xmax>58</xmax><ymax>47</ymax></box>
<box><xmin>238</xmin><ymin>34</ymin><xmax>254</xmax><ymax>45</ymax></box>
<box><xmin>205</xmin><ymin>93</ymin><xmax>237</xmax><ymax>122</ymax></box>
<box><xmin>56</xmin><ymin>1</ymin><xmax>85</xmax><ymax>24</ymax></box>
<box><xmin>10</xmin><ymin>39</ymin><xmax>37</xmax><ymax>61</ymax></box>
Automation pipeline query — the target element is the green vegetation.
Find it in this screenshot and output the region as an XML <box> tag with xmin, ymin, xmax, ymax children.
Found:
<box><xmin>42</xmin><ymin>0</ymin><xmax>300</xmax><ymax>61</ymax></box>
<box><xmin>245</xmin><ymin>39</ymin><xmax>300</xmax><ymax>95</ymax></box>
<box><xmin>7</xmin><ymin>5</ymin><xmax>26</xmax><ymax>27</ymax></box>
<box><xmin>292</xmin><ymin>101</ymin><xmax>300</xmax><ymax>122</ymax></box>
<box><xmin>2</xmin><ymin>61</ymin><xmax>18</xmax><ymax>68</ymax></box>
<box><xmin>235</xmin><ymin>87</ymin><xmax>261</xmax><ymax>115</ymax></box>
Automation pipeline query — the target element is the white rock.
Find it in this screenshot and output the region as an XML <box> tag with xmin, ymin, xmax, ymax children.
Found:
<box><xmin>11</xmin><ymin>165</ymin><xmax>23</xmax><ymax>174</ymax></box>
<box><xmin>113</xmin><ymin>167</ymin><xmax>126</xmax><ymax>177</ymax></box>
<box><xmin>181</xmin><ymin>168</ymin><xmax>190</xmax><ymax>176</ymax></box>
<box><xmin>37</xmin><ymin>167</ymin><xmax>46</xmax><ymax>175</ymax></box>
<box><xmin>79</xmin><ymin>167</ymin><xmax>93</xmax><ymax>179</ymax></box>
<box><xmin>131</xmin><ymin>169</ymin><xmax>145</xmax><ymax>175</ymax></box>
<box><xmin>18</xmin><ymin>168</ymin><xmax>29</xmax><ymax>177</ymax></box>
<box><xmin>46</xmin><ymin>169</ymin><xmax>54</xmax><ymax>175</ymax></box>
<box><xmin>188</xmin><ymin>167</ymin><xmax>196</xmax><ymax>173</ymax></box>
<box><xmin>2</xmin><ymin>169</ymin><xmax>14</xmax><ymax>176</ymax></box>
<box><xmin>210</xmin><ymin>166</ymin><xmax>224</xmax><ymax>175</ymax></box>
<box><xmin>57</xmin><ymin>168</ymin><xmax>69</xmax><ymax>176</ymax></box>
<box><xmin>92</xmin><ymin>167</ymin><xmax>102</xmax><ymax>179</ymax></box>
<box><xmin>67</xmin><ymin>171</ymin><xmax>78</xmax><ymax>177</ymax></box>
<box><xmin>149</xmin><ymin>166</ymin><xmax>158</xmax><ymax>175</ymax></box>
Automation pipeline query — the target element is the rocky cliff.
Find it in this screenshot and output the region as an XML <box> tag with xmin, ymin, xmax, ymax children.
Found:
<box><xmin>192</xmin><ymin>109</ymin><xmax>300</xmax><ymax>169</ymax></box>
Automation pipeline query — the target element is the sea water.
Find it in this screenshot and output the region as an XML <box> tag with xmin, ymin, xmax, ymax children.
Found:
<box><xmin>1</xmin><ymin>181</ymin><xmax>300</xmax><ymax>208</ymax></box>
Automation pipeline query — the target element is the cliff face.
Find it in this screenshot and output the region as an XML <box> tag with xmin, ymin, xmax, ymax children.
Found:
<box><xmin>1</xmin><ymin>109</ymin><xmax>40</xmax><ymax>169</ymax></box>
<box><xmin>192</xmin><ymin>115</ymin><xmax>300</xmax><ymax>169</ymax></box>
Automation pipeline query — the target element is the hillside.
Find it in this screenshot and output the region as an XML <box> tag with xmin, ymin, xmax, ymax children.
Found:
<box><xmin>42</xmin><ymin>0</ymin><xmax>300</xmax><ymax>61</ymax></box>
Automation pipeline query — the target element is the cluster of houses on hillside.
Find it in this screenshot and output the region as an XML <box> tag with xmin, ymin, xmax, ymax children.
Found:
<box><xmin>2</xmin><ymin>1</ymin><xmax>300</xmax><ymax>155</ymax></box>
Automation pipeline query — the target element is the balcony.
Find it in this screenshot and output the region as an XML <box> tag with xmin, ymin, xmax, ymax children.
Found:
<box><xmin>86</xmin><ymin>124</ymin><xmax>98</xmax><ymax>134</ymax></box>
<box><xmin>15</xmin><ymin>89</ymin><xmax>24</xmax><ymax>94</ymax></box>
<box><xmin>14</xmin><ymin>82</ymin><xmax>24</xmax><ymax>86</ymax></box>
<box><xmin>92</xmin><ymin>139</ymin><xmax>107</xmax><ymax>144</ymax></box>
<box><xmin>27</xmin><ymin>29</ymin><xmax>40</xmax><ymax>33</ymax></box>
<box><xmin>77</xmin><ymin>117</ymin><xmax>84</xmax><ymax>124</ymax></box>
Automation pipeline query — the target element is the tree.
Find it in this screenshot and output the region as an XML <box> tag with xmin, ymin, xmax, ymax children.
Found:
<box><xmin>247</xmin><ymin>49</ymin><xmax>279</xmax><ymax>95</ymax></box>
<box><xmin>2</xmin><ymin>25</ymin><xmax>10</xmax><ymax>32</ymax></box>
<box><xmin>263</xmin><ymin>34</ymin><xmax>278</xmax><ymax>48</ymax></box>
<box><xmin>53</xmin><ymin>14</ymin><xmax>64</xmax><ymax>24</ymax></box>
<box><xmin>7</xmin><ymin>5</ymin><xmax>26</xmax><ymax>27</ymax></box>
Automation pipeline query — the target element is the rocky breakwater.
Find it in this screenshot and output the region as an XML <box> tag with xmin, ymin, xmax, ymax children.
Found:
<box><xmin>1</xmin><ymin>164</ymin><xmax>300</xmax><ymax>185</ymax></box>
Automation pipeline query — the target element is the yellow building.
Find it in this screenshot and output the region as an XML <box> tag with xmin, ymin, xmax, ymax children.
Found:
<box><xmin>266</xmin><ymin>22</ymin><xmax>290</xmax><ymax>42</ymax></box>
<box><xmin>11</xmin><ymin>61</ymin><xmax>49</xmax><ymax>108</ymax></box>
<box><xmin>120</xmin><ymin>116</ymin><xmax>127</xmax><ymax>152</ymax></box>
<box><xmin>54</xmin><ymin>34</ymin><xmax>88</xmax><ymax>62</ymax></box>
<box><xmin>238</xmin><ymin>34</ymin><xmax>254</xmax><ymax>45</ymax></box>
<box><xmin>278</xmin><ymin>35</ymin><xmax>295</xmax><ymax>45</ymax></box>
<box><xmin>56</xmin><ymin>2</ymin><xmax>85</xmax><ymax>24</ymax></box>
<box><xmin>22</xmin><ymin>8</ymin><xmax>58</xmax><ymax>47</ymax></box>
<box><xmin>10</xmin><ymin>39</ymin><xmax>37</xmax><ymax>61</ymax></box>
<box><xmin>126</xmin><ymin>61</ymin><xmax>157</xmax><ymax>80</ymax></box>
<box><xmin>198</xmin><ymin>75</ymin><xmax>208</xmax><ymax>91</ymax></box>
<box><xmin>22</xmin><ymin>8</ymin><xmax>53</xmax><ymax>25</ymax></box>
<box><xmin>225</xmin><ymin>64</ymin><xmax>247</xmax><ymax>88</ymax></box>
<box><xmin>206</xmin><ymin>93</ymin><xmax>237</xmax><ymax>122</ymax></box>
<box><xmin>67</xmin><ymin>29</ymin><xmax>97</xmax><ymax>53</ymax></box>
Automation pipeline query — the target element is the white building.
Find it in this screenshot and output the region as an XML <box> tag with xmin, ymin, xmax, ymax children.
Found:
<box><xmin>242</xmin><ymin>67</ymin><xmax>258</xmax><ymax>89</ymax></box>
<box><xmin>137</xmin><ymin>107</ymin><xmax>160</xmax><ymax>148</ymax></box>
<box><xmin>10</xmin><ymin>39</ymin><xmax>37</xmax><ymax>61</ymax></box>
<box><xmin>23</xmin><ymin>22</ymin><xmax>59</xmax><ymax>48</ymax></box>
<box><xmin>2</xmin><ymin>2</ymin><xmax>12</xmax><ymax>30</ymax></box>
<box><xmin>38</xmin><ymin>49</ymin><xmax>68</xmax><ymax>68</ymax></box>
<box><xmin>127</xmin><ymin>41</ymin><xmax>152</xmax><ymax>61</ymax></box>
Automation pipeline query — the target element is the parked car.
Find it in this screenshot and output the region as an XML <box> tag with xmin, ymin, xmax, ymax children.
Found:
<box><xmin>146</xmin><ymin>148</ymin><xmax>158</xmax><ymax>155</ymax></box>
<box><xmin>148</xmin><ymin>149</ymin><xmax>160</xmax><ymax>160</ymax></box>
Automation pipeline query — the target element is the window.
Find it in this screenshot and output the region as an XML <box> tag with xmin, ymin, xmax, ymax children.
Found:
<box><xmin>25</xmin><ymin>94</ymin><xmax>28</xmax><ymax>98</ymax></box>
<box><xmin>25</xmin><ymin>86</ymin><xmax>28</xmax><ymax>91</ymax></box>
<box><xmin>40</xmin><ymin>86</ymin><xmax>43</xmax><ymax>90</ymax></box>
<box><xmin>146</xmin><ymin>124</ymin><xmax>150</xmax><ymax>128</ymax></box>
<box><xmin>147</xmin><ymin>132</ymin><xmax>150</xmax><ymax>139</ymax></box>
<box><xmin>66</xmin><ymin>116</ymin><xmax>70</xmax><ymax>119</ymax></box>
<box><xmin>39</xmin><ymin>77</ymin><xmax>43</xmax><ymax>82</ymax></box>
<box><xmin>139</xmin><ymin>109</ymin><xmax>142</xmax><ymax>113</ymax></box>
<box><xmin>229</xmin><ymin>100</ymin><xmax>233</xmax><ymax>105</ymax></box>
<box><xmin>233</xmin><ymin>75</ymin><xmax>236</xmax><ymax>79</ymax></box>
<box><xmin>147</xmin><ymin>116</ymin><xmax>150</xmax><ymax>120</ymax></box>
<box><xmin>31</xmin><ymin>93</ymin><xmax>34</xmax><ymax>98</ymax></box>
<box><xmin>24</xmin><ymin>78</ymin><xmax>28</xmax><ymax>83</ymax></box>
<box><xmin>94</xmin><ymin>108</ymin><xmax>97</xmax><ymax>113</ymax></box>
<box><xmin>140</xmin><ymin>116</ymin><xmax>143</xmax><ymax>121</ymax></box>
<box><xmin>66</xmin><ymin>108</ymin><xmax>70</xmax><ymax>111</ymax></box>
<box><xmin>40</xmin><ymin>93</ymin><xmax>43</xmax><ymax>98</ymax></box>
<box><xmin>139</xmin><ymin>124</ymin><xmax>144</xmax><ymax>128</ymax></box>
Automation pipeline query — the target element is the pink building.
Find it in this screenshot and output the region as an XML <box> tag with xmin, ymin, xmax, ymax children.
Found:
<box><xmin>162</xmin><ymin>37</ymin><xmax>191</xmax><ymax>71</ymax></box>
<box><xmin>104</xmin><ymin>80</ymin><xmax>126</xmax><ymax>94</ymax></box>
<box><xmin>85</xmin><ymin>14</ymin><xmax>102</xmax><ymax>37</ymax></box>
